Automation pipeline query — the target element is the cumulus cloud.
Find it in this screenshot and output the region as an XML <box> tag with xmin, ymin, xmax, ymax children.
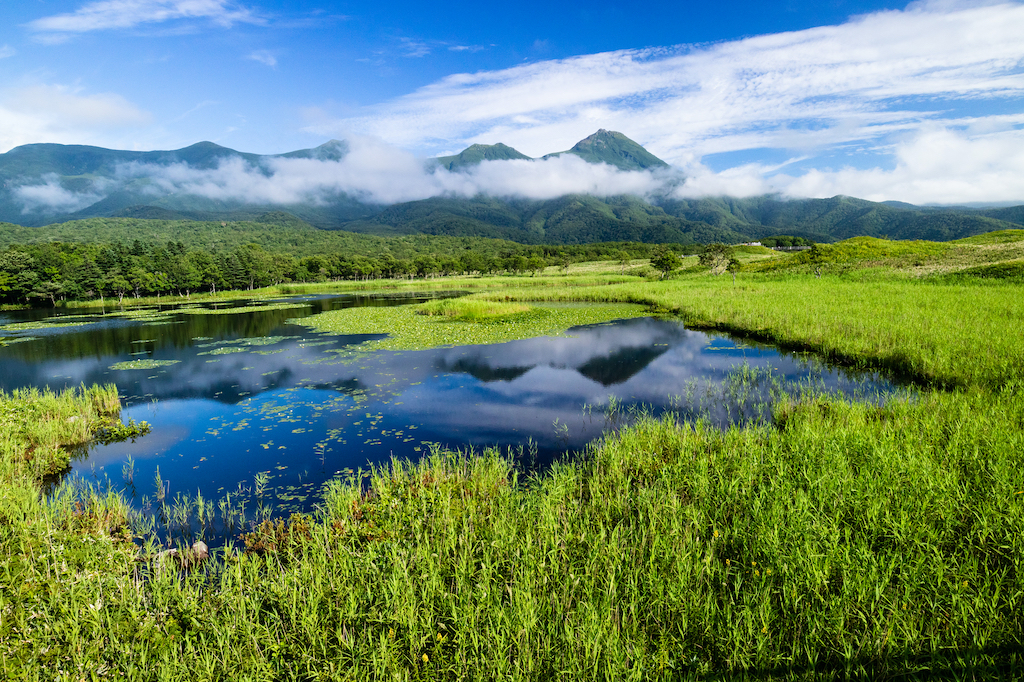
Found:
<box><xmin>778</xmin><ymin>125</ymin><xmax>1024</xmax><ymax>203</ymax></box>
<box><xmin>302</xmin><ymin>1</ymin><xmax>1024</xmax><ymax>203</ymax></box>
<box><xmin>27</xmin><ymin>0</ymin><xmax>261</xmax><ymax>39</ymax></box>
<box><xmin>0</xmin><ymin>84</ymin><xmax>152</xmax><ymax>151</ymax></box>
<box><xmin>14</xmin><ymin>174</ymin><xmax>103</xmax><ymax>214</ymax></box>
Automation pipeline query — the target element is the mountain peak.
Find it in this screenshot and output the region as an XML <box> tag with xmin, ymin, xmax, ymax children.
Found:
<box><xmin>435</xmin><ymin>142</ymin><xmax>532</xmax><ymax>171</ymax></box>
<box><xmin>561</xmin><ymin>130</ymin><xmax>669</xmax><ymax>171</ymax></box>
<box><xmin>278</xmin><ymin>139</ymin><xmax>349</xmax><ymax>162</ymax></box>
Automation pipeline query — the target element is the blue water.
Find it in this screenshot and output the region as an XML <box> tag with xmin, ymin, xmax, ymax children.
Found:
<box><xmin>0</xmin><ymin>294</ymin><xmax>893</xmax><ymax>527</ymax></box>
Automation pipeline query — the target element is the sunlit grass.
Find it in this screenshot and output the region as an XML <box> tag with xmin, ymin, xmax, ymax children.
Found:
<box><xmin>415</xmin><ymin>297</ymin><xmax>533</xmax><ymax>321</ymax></box>
<box><xmin>0</xmin><ymin>384</ymin><xmax>121</xmax><ymax>482</ymax></box>
<box><xmin>296</xmin><ymin>299</ymin><xmax>648</xmax><ymax>351</ymax></box>
<box><xmin>3</xmin><ymin>388</ymin><xmax>1022</xmax><ymax>678</ymax></box>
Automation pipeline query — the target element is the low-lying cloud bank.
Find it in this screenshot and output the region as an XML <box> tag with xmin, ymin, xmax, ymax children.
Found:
<box><xmin>12</xmin><ymin>135</ymin><xmax>696</xmax><ymax>214</ymax></box>
<box><xmin>124</xmin><ymin>137</ymin><xmax>683</xmax><ymax>206</ymax></box>
<box><xmin>13</xmin><ymin>124</ymin><xmax>1024</xmax><ymax>215</ymax></box>
<box><xmin>14</xmin><ymin>174</ymin><xmax>105</xmax><ymax>214</ymax></box>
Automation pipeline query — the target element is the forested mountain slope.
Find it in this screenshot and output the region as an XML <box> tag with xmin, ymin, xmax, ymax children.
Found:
<box><xmin>2</xmin><ymin>132</ymin><xmax>1022</xmax><ymax>245</ymax></box>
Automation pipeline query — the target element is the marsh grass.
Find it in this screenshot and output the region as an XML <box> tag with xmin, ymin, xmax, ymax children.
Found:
<box><xmin>0</xmin><ymin>384</ymin><xmax>121</xmax><ymax>481</ymax></box>
<box><xmin>480</xmin><ymin>276</ymin><xmax>1024</xmax><ymax>389</ymax></box>
<box><xmin>3</xmin><ymin>388</ymin><xmax>1022</xmax><ymax>679</ymax></box>
<box><xmin>296</xmin><ymin>299</ymin><xmax>647</xmax><ymax>352</ymax></box>
<box><xmin>415</xmin><ymin>297</ymin><xmax>533</xmax><ymax>322</ymax></box>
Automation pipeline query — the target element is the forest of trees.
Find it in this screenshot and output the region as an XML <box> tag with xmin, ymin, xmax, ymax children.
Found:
<box><xmin>0</xmin><ymin>238</ymin><xmax>693</xmax><ymax>307</ymax></box>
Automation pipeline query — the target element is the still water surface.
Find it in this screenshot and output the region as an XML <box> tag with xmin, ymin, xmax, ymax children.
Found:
<box><xmin>0</xmin><ymin>294</ymin><xmax>892</xmax><ymax>520</ymax></box>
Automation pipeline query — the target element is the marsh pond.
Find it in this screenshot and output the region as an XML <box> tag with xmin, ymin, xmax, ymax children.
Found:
<box><xmin>0</xmin><ymin>293</ymin><xmax>893</xmax><ymax>527</ymax></box>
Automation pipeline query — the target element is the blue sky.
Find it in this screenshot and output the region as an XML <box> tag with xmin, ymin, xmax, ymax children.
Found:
<box><xmin>2</xmin><ymin>0</ymin><xmax>1024</xmax><ymax>204</ymax></box>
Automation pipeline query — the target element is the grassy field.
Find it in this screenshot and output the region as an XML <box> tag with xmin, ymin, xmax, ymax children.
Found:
<box><xmin>2</xmin><ymin>234</ymin><xmax>1024</xmax><ymax>679</ymax></box>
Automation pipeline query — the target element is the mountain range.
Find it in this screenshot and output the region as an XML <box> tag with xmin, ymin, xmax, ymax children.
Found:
<box><xmin>1</xmin><ymin>130</ymin><xmax>1022</xmax><ymax>245</ymax></box>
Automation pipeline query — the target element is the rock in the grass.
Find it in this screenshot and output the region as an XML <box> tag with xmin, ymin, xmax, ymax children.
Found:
<box><xmin>155</xmin><ymin>548</ymin><xmax>179</xmax><ymax>562</ymax></box>
<box><xmin>150</xmin><ymin>541</ymin><xmax>208</xmax><ymax>573</ymax></box>
<box><xmin>190</xmin><ymin>541</ymin><xmax>209</xmax><ymax>562</ymax></box>
<box><xmin>152</xmin><ymin>548</ymin><xmax>179</xmax><ymax>575</ymax></box>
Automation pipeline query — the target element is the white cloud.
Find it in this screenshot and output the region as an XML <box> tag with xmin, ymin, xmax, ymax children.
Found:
<box><xmin>247</xmin><ymin>50</ymin><xmax>277</xmax><ymax>67</ymax></box>
<box><xmin>302</xmin><ymin>1</ymin><xmax>1024</xmax><ymax>203</ymax></box>
<box><xmin>0</xmin><ymin>84</ymin><xmax>153</xmax><ymax>151</ymax></box>
<box><xmin>27</xmin><ymin>0</ymin><xmax>261</xmax><ymax>38</ymax></box>
<box><xmin>673</xmin><ymin>163</ymin><xmax>776</xmax><ymax>199</ymax></box>
<box><xmin>779</xmin><ymin>126</ymin><xmax>1024</xmax><ymax>204</ymax></box>
<box><xmin>14</xmin><ymin>175</ymin><xmax>103</xmax><ymax>214</ymax></box>
<box><xmin>399</xmin><ymin>37</ymin><xmax>430</xmax><ymax>58</ymax></box>
<box><xmin>0</xmin><ymin>45</ymin><xmax>15</xmax><ymax>59</ymax></box>
<box><xmin>111</xmin><ymin>135</ymin><xmax>681</xmax><ymax>206</ymax></box>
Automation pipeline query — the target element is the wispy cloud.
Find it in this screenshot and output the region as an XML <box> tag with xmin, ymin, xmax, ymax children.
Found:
<box><xmin>27</xmin><ymin>0</ymin><xmax>262</xmax><ymax>39</ymax></box>
<box><xmin>303</xmin><ymin>1</ymin><xmax>1024</xmax><ymax>203</ymax></box>
<box><xmin>246</xmin><ymin>50</ymin><xmax>277</xmax><ymax>67</ymax></box>
<box><xmin>18</xmin><ymin>123</ymin><xmax>1024</xmax><ymax>213</ymax></box>
<box><xmin>399</xmin><ymin>37</ymin><xmax>430</xmax><ymax>58</ymax></box>
<box><xmin>0</xmin><ymin>45</ymin><xmax>15</xmax><ymax>59</ymax></box>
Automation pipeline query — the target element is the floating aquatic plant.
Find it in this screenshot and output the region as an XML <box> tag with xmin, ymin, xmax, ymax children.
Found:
<box><xmin>109</xmin><ymin>359</ymin><xmax>182</xmax><ymax>370</ymax></box>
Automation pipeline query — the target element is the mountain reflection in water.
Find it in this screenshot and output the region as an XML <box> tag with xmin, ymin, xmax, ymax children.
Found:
<box><xmin>0</xmin><ymin>296</ymin><xmax>891</xmax><ymax>520</ymax></box>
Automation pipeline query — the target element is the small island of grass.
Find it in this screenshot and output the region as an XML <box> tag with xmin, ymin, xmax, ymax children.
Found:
<box><xmin>415</xmin><ymin>297</ymin><xmax>533</xmax><ymax>322</ymax></box>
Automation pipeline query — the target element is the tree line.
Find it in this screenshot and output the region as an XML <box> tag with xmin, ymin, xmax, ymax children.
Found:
<box><xmin>0</xmin><ymin>239</ymin><xmax>688</xmax><ymax>306</ymax></box>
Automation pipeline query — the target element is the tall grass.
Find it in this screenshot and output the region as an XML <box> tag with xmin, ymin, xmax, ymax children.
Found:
<box><xmin>3</xmin><ymin>390</ymin><xmax>1022</xmax><ymax>679</ymax></box>
<box><xmin>0</xmin><ymin>384</ymin><xmax>121</xmax><ymax>482</ymax></box>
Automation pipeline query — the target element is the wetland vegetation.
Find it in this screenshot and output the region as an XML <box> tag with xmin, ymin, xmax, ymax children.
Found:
<box><xmin>2</xmin><ymin>230</ymin><xmax>1023</xmax><ymax>679</ymax></box>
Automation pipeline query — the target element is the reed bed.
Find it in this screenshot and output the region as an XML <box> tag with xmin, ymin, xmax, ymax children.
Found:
<box><xmin>2</xmin><ymin>389</ymin><xmax>1022</xmax><ymax>679</ymax></box>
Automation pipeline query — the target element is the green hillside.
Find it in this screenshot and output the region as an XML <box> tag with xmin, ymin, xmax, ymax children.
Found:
<box><xmin>543</xmin><ymin>129</ymin><xmax>670</xmax><ymax>170</ymax></box>
<box><xmin>660</xmin><ymin>195</ymin><xmax>1024</xmax><ymax>243</ymax></box>
<box><xmin>435</xmin><ymin>143</ymin><xmax>532</xmax><ymax>171</ymax></box>
<box><xmin>348</xmin><ymin>195</ymin><xmax>746</xmax><ymax>245</ymax></box>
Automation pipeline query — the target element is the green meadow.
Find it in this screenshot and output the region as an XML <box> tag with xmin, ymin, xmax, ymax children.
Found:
<box><xmin>2</xmin><ymin>232</ymin><xmax>1024</xmax><ymax>679</ymax></box>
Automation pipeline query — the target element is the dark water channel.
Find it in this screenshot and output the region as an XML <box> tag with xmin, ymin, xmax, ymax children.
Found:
<box><xmin>1</xmin><ymin>293</ymin><xmax>893</xmax><ymax>539</ymax></box>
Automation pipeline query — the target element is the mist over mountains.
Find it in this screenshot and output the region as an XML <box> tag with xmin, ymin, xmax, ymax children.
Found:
<box><xmin>1</xmin><ymin>130</ymin><xmax>1022</xmax><ymax>245</ymax></box>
